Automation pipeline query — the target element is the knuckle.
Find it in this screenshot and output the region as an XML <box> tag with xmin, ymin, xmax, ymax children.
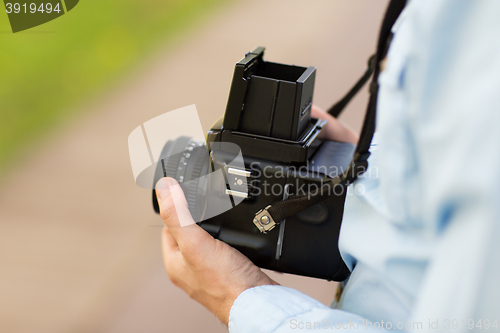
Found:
<box><xmin>167</xmin><ymin>272</ymin><xmax>180</xmax><ymax>286</ymax></box>
<box><xmin>165</xmin><ymin>255</ymin><xmax>185</xmax><ymax>287</ymax></box>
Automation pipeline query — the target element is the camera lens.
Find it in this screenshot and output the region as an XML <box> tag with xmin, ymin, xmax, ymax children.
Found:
<box><xmin>152</xmin><ymin>136</ymin><xmax>210</xmax><ymax>221</ymax></box>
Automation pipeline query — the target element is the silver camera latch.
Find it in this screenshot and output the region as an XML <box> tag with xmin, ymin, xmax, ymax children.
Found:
<box><xmin>253</xmin><ymin>205</ymin><xmax>276</xmax><ymax>233</ymax></box>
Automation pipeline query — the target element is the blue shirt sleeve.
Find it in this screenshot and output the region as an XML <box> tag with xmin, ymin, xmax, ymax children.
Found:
<box><xmin>229</xmin><ymin>285</ymin><xmax>376</xmax><ymax>332</ymax></box>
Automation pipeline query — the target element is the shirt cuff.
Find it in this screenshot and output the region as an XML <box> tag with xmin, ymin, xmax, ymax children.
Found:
<box><xmin>228</xmin><ymin>285</ymin><xmax>329</xmax><ymax>333</ymax></box>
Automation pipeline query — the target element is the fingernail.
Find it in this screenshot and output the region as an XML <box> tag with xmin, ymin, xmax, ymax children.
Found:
<box><xmin>156</xmin><ymin>178</ymin><xmax>172</xmax><ymax>200</ymax></box>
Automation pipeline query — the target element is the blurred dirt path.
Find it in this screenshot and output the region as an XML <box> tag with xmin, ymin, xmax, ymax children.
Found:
<box><xmin>0</xmin><ymin>1</ymin><xmax>387</xmax><ymax>332</ymax></box>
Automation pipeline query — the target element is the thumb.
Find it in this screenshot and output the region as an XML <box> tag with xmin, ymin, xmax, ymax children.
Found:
<box><xmin>155</xmin><ymin>178</ymin><xmax>211</xmax><ymax>250</ymax></box>
<box><xmin>155</xmin><ymin>177</ymin><xmax>195</xmax><ymax>228</ymax></box>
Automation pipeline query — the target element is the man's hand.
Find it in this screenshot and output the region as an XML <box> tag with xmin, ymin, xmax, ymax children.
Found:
<box><xmin>311</xmin><ymin>105</ymin><xmax>359</xmax><ymax>144</ymax></box>
<box><xmin>156</xmin><ymin>177</ymin><xmax>278</xmax><ymax>326</ymax></box>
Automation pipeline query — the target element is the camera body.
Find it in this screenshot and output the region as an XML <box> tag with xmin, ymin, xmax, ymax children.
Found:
<box><xmin>154</xmin><ymin>48</ymin><xmax>354</xmax><ymax>280</ymax></box>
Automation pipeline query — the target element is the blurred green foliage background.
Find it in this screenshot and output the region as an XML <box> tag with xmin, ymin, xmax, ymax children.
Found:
<box><xmin>0</xmin><ymin>0</ymin><xmax>226</xmax><ymax>174</ymax></box>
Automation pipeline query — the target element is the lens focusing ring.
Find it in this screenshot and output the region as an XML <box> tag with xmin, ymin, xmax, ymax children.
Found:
<box><xmin>163</xmin><ymin>137</ymin><xmax>191</xmax><ymax>179</ymax></box>
<box><xmin>185</xmin><ymin>144</ymin><xmax>209</xmax><ymax>214</ymax></box>
<box><xmin>160</xmin><ymin>137</ymin><xmax>209</xmax><ymax>221</ymax></box>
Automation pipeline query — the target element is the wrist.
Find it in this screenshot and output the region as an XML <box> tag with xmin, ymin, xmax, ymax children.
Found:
<box><xmin>219</xmin><ymin>276</ymin><xmax>278</xmax><ymax>325</ymax></box>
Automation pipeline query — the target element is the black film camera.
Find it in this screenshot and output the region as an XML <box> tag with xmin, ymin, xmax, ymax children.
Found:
<box><xmin>153</xmin><ymin>47</ymin><xmax>355</xmax><ymax>280</ymax></box>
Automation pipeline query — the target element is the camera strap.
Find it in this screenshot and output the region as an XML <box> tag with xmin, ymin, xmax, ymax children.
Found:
<box><xmin>255</xmin><ymin>0</ymin><xmax>407</xmax><ymax>228</ymax></box>
<box><xmin>326</xmin><ymin>54</ymin><xmax>377</xmax><ymax>118</ymax></box>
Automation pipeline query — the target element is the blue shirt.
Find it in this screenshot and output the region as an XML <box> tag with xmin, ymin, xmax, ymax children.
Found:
<box><xmin>229</xmin><ymin>0</ymin><xmax>500</xmax><ymax>332</ymax></box>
